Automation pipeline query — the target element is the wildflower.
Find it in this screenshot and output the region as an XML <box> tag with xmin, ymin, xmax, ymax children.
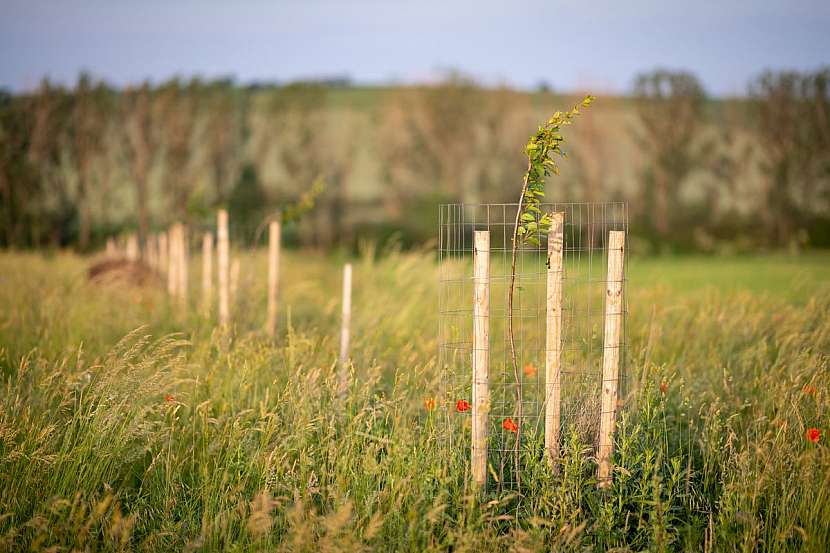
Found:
<box><xmin>456</xmin><ymin>399</ymin><xmax>470</xmax><ymax>413</ymax></box>
<box><xmin>424</xmin><ymin>397</ymin><xmax>436</xmax><ymax>411</ymax></box>
<box><xmin>502</xmin><ymin>418</ymin><xmax>518</xmax><ymax>433</ymax></box>
<box><xmin>164</xmin><ymin>394</ymin><xmax>175</xmax><ymax>403</ymax></box>
<box><xmin>806</xmin><ymin>428</ymin><xmax>820</xmax><ymax>444</ymax></box>
<box><xmin>803</xmin><ymin>385</ymin><xmax>817</xmax><ymax>395</ymax></box>
<box><xmin>523</xmin><ymin>363</ymin><xmax>537</xmax><ymax>377</ymax></box>
<box><xmin>659</xmin><ymin>382</ymin><xmax>668</xmax><ymax>395</ymax></box>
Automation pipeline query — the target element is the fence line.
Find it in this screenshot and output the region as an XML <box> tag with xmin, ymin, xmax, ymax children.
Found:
<box><xmin>167</xmin><ymin>224</ymin><xmax>179</xmax><ymax>297</ymax></box>
<box><xmin>100</xmin><ymin>204</ymin><xmax>628</xmax><ymax>490</ymax></box>
<box><xmin>217</xmin><ymin>209</ymin><xmax>230</xmax><ymax>327</ymax></box>
<box><xmin>267</xmin><ymin>221</ymin><xmax>281</xmax><ymax>337</ymax></box>
<box><xmin>177</xmin><ymin>225</ymin><xmax>188</xmax><ymax>312</ymax></box>
<box><xmin>338</xmin><ymin>263</ymin><xmax>353</xmax><ymax>398</ymax></box>
<box><xmin>202</xmin><ymin>232</ymin><xmax>213</xmax><ymax>316</ymax></box>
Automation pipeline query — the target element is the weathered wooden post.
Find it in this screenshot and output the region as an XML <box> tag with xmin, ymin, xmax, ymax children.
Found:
<box><xmin>266</xmin><ymin>221</ymin><xmax>281</xmax><ymax>337</ymax></box>
<box><xmin>545</xmin><ymin>213</ymin><xmax>565</xmax><ymax>467</ymax></box>
<box><xmin>337</xmin><ymin>263</ymin><xmax>353</xmax><ymax>398</ymax></box>
<box><xmin>158</xmin><ymin>232</ymin><xmax>169</xmax><ymax>275</ymax></box>
<box><xmin>217</xmin><ymin>210</ymin><xmax>230</xmax><ymax>327</ymax></box>
<box><xmin>202</xmin><ymin>232</ymin><xmax>213</xmax><ymax>316</ymax></box>
<box><xmin>167</xmin><ymin>225</ymin><xmax>179</xmax><ymax>297</ymax></box>
<box><xmin>106</xmin><ymin>237</ymin><xmax>117</xmax><ymax>258</ymax></box>
<box><xmin>146</xmin><ymin>234</ymin><xmax>158</xmax><ymax>270</ymax></box>
<box><xmin>597</xmin><ymin>230</ymin><xmax>625</xmax><ymax>487</ymax></box>
<box><xmin>472</xmin><ymin>230</ymin><xmax>490</xmax><ymax>487</ymax></box>
<box><xmin>126</xmin><ymin>233</ymin><xmax>139</xmax><ymax>262</ymax></box>
<box><xmin>177</xmin><ymin>225</ymin><xmax>188</xmax><ymax>311</ymax></box>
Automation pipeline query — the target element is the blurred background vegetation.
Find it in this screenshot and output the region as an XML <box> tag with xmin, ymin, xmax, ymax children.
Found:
<box><xmin>1</xmin><ymin>67</ymin><xmax>828</xmax><ymax>254</ymax></box>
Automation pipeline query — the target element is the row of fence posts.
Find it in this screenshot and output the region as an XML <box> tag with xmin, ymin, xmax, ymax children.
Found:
<box><xmin>105</xmin><ymin>209</ymin><xmax>354</xmax><ymax>398</ymax></box>
<box><xmin>107</xmin><ymin>210</ymin><xmax>624</xmax><ymax>488</ymax></box>
<box><xmin>471</xmin><ymin>215</ymin><xmax>625</xmax><ymax>488</ymax></box>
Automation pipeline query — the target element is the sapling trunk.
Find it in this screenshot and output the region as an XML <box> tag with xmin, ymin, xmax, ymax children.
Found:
<box><xmin>507</xmin><ymin>168</ymin><xmax>530</xmax><ymax>490</ymax></box>
<box><xmin>506</xmin><ymin>95</ymin><xmax>593</xmax><ymax>490</ymax></box>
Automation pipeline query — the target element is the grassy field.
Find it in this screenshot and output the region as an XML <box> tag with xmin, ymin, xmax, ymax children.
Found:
<box><xmin>0</xmin><ymin>249</ymin><xmax>829</xmax><ymax>551</ymax></box>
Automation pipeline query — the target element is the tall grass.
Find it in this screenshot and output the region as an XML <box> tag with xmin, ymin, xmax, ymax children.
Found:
<box><xmin>0</xmin><ymin>250</ymin><xmax>828</xmax><ymax>551</ymax></box>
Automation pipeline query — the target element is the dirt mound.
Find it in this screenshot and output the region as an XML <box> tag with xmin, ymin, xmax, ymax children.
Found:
<box><xmin>88</xmin><ymin>258</ymin><xmax>162</xmax><ymax>287</ymax></box>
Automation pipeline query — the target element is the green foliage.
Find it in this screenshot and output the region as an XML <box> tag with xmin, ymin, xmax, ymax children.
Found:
<box><xmin>228</xmin><ymin>163</ymin><xmax>268</xmax><ymax>226</ymax></box>
<box><xmin>280</xmin><ymin>176</ymin><xmax>326</xmax><ymax>225</ymax></box>
<box><xmin>749</xmin><ymin>68</ymin><xmax>830</xmax><ymax>246</ymax></box>
<box><xmin>4</xmin><ymin>72</ymin><xmax>830</xmax><ymax>251</ymax></box>
<box><xmin>517</xmin><ymin>95</ymin><xmax>594</xmax><ymax>246</ymax></box>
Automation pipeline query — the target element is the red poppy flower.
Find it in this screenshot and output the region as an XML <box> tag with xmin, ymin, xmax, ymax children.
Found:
<box><xmin>659</xmin><ymin>382</ymin><xmax>668</xmax><ymax>395</ymax></box>
<box><xmin>523</xmin><ymin>363</ymin><xmax>537</xmax><ymax>377</ymax></box>
<box><xmin>502</xmin><ymin>418</ymin><xmax>518</xmax><ymax>433</ymax></box>
<box><xmin>806</xmin><ymin>428</ymin><xmax>820</xmax><ymax>444</ymax></box>
<box><xmin>456</xmin><ymin>399</ymin><xmax>470</xmax><ymax>413</ymax></box>
<box><xmin>424</xmin><ymin>397</ymin><xmax>436</xmax><ymax>411</ymax></box>
<box><xmin>164</xmin><ymin>394</ymin><xmax>175</xmax><ymax>403</ymax></box>
<box><xmin>803</xmin><ymin>385</ymin><xmax>817</xmax><ymax>395</ymax></box>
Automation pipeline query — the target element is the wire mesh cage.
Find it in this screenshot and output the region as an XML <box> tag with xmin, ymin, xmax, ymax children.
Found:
<box><xmin>438</xmin><ymin>202</ymin><xmax>628</xmax><ymax>491</ymax></box>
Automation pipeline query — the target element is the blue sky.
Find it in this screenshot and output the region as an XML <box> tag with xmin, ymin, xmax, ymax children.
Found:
<box><xmin>1</xmin><ymin>0</ymin><xmax>828</xmax><ymax>96</ymax></box>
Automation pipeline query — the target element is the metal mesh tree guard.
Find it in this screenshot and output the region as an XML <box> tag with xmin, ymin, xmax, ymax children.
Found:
<box><xmin>439</xmin><ymin>202</ymin><xmax>628</xmax><ymax>491</ymax></box>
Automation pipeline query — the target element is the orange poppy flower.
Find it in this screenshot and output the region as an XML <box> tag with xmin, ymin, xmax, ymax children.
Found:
<box><xmin>164</xmin><ymin>394</ymin><xmax>175</xmax><ymax>403</ymax></box>
<box><xmin>502</xmin><ymin>418</ymin><xmax>518</xmax><ymax>433</ymax></box>
<box><xmin>659</xmin><ymin>382</ymin><xmax>668</xmax><ymax>395</ymax></box>
<box><xmin>456</xmin><ymin>399</ymin><xmax>470</xmax><ymax>413</ymax></box>
<box><xmin>806</xmin><ymin>428</ymin><xmax>820</xmax><ymax>444</ymax></box>
<box><xmin>424</xmin><ymin>397</ymin><xmax>436</xmax><ymax>411</ymax></box>
<box><xmin>523</xmin><ymin>363</ymin><xmax>537</xmax><ymax>377</ymax></box>
<box><xmin>803</xmin><ymin>385</ymin><xmax>817</xmax><ymax>395</ymax></box>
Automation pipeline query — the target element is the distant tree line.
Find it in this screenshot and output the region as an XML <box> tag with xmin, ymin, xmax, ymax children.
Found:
<box><xmin>0</xmin><ymin>68</ymin><xmax>828</xmax><ymax>252</ymax></box>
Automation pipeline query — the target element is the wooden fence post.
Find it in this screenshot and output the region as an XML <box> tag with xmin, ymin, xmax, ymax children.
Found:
<box><xmin>177</xmin><ymin>225</ymin><xmax>188</xmax><ymax>311</ymax></box>
<box><xmin>217</xmin><ymin>210</ymin><xmax>230</xmax><ymax>327</ymax></box>
<box><xmin>126</xmin><ymin>233</ymin><xmax>139</xmax><ymax>262</ymax></box>
<box><xmin>472</xmin><ymin>230</ymin><xmax>490</xmax><ymax>487</ymax></box>
<box><xmin>159</xmin><ymin>232</ymin><xmax>168</xmax><ymax>275</ymax></box>
<box><xmin>597</xmin><ymin>230</ymin><xmax>625</xmax><ymax>487</ymax></box>
<box><xmin>266</xmin><ymin>221</ymin><xmax>281</xmax><ymax>337</ymax></box>
<box><xmin>146</xmin><ymin>234</ymin><xmax>158</xmax><ymax>270</ymax></box>
<box><xmin>106</xmin><ymin>237</ymin><xmax>117</xmax><ymax>258</ymax></box>
<box><xmin>167</xmin><ymin>225</ymin><xmax>179</xmax><ymax>297</ymax></box>
<box><xmin>337</xmin><ymin>263</ymin><xmax>353</xmax><ymax>398</ymax></box>
<box><xmin>202</xmin><ymin>232</ymin><xmax>213</xmax><ymax>316</ymax></box>
<box><xmin>545</xmin><ymin>213</ymin><xmax>565</xmax><ymax>467</ymax></box>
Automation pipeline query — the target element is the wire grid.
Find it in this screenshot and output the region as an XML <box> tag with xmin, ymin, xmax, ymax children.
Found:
<box><xmin>438</xmin><ymin>202</ymin><xmax>628</xmax><ymax>491</ymax></box>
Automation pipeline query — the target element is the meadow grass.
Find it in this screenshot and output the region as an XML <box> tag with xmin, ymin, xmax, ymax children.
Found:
<box><xmin>0</xmin><ymin>248</ymin><xmax>828</xmax><ymax>551</ymax></box>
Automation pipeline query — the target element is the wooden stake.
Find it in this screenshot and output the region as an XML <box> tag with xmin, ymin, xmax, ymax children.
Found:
<box><xmin>177</xmin><ymin>225</ymin><xmax>188</xmax><ymax>311</ymax></box>
<box><xmin>146</xmin><ymin>235</ymin><xmax>158</xmax><ymax>270</ymax></box>
<box><xmin>337</xmin><ymin>263</ymin><xmax>353</xmax><ymax>397</ymax></box>
<box><xmin>597</xmin><ymin>230</ymin><xmax>625</xmax><ymax>487</ymax></box>
<box><xmin>472</xmin><ymin>230</ymin><xmax>490</xmax><ymax>487</ymax></box>
<box><xmin>545</xmin><ymin>212</ymin><xmax>565</xmax><ymax>467</ymax></box>
<box><xmin>167</xmin><ymin>225</ymin><xmax>179</xmax><ymax>297</ymax></box>
<box><xmin>217</xmin><ymin>209</ymin><xmax>230</xmax><ymax>327</ymax></box>
<box><xmin>266</xmin><ymin>221</ymin><xmax>281</xmax><ymax>337</ymax></box>
<box><xmin>106</xmin><ymin>237</ymin><xmax>117</xmax><ymax>257</ymax></box>
<box><xmin>158</xmin><ymin>232</ymin><xmax>168</xmax><ymax>275</ymax></box>
<box><xmin>202</xmin><ymin>232</ymin><xmax>213</xmax><ymax>316</ymax></box>
<box><xmin>126</xmin><ymin>233</ymin><xmax>139</xmax><ymax>262</ymax></box>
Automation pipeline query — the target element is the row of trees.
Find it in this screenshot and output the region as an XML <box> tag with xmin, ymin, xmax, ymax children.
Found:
<box><xmin>0</xmin><ymin>68</ymin><xmax>828</xmax><ymax>251</ymax></box>
<box><xmin>630</xmin><ymin>69</ymin><xmax>830</xmax><ymax>250</ymax></box>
